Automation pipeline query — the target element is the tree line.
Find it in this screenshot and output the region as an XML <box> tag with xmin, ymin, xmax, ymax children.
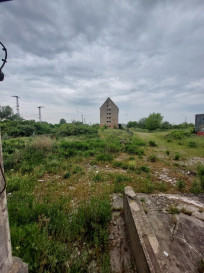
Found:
<box><xmin>127</xmin><ymin>113</ymin><xmax>194</xmax><ymax>130</ymax></box>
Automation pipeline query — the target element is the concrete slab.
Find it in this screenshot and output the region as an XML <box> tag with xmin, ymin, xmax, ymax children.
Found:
<box><xmin>124</xmin><ymin>187</ymin><xmax>204</xmax><ymax>273</ymax></box>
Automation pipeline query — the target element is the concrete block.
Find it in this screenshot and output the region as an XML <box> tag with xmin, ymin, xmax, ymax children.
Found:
<box><xmin>8</xmin><ymin>257</ymin><xmax>28</xmax><ymax>273</ymax></box>
<box><xmin>123</xmin><ymin>186</ymin><xmax>168</xmax><ymax>273</ymax></box>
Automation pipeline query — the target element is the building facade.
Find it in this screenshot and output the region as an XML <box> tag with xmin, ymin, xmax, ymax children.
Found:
<box><xmin>100</xmin><ymin>97</ymin><xmax>119</xmax><ymax>128</ymax></box>
<box><xmin>195</xmin><ymin>114</ymin><xmax>204</xmax><ymax>135</ymax></box>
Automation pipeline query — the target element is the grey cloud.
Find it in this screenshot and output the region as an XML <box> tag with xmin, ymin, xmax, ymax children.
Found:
<box><xmin>0</xmin><ymin>0</ymin><xmax>203</xmax><ymax>124</ymax></box>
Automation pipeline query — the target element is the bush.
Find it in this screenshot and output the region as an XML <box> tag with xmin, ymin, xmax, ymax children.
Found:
<box><xmin>188</xmin><ymin>141</ymin><xmax>197</xmax><ymax>148</ymax></box>
<box><xmin>167</xmin><ymin>205</ymin><xmax>180</xmax><ymax>215</ymax></box>
<box><xmin>174</xmin><ymin>154</ymin><xmax>180</xmax><ymax>161</ymax></box>
<box><xmin>96</xmin><ymin>153</ymin><xmax>113</xmax><ymax>162</ymax></box>
<box><xmin>93</xmin><ymin>173</ymin><xmax>103</xmax><ymax>182</ymax></box>
<box><xmin>156</xmin><ymin>182</ymin><xmax>167</xmax><ymax>192</ymax></box>
<box><xmin>165</xmin><ymin>130</ymin><xmax>192</xmax><ymax>140</ymax></box>
<box><xmin>197</xmin><ymin>164</ymin><xmax>204</xmax><ymax>190</ymax></box>
<box><xmin>63</xmin><ymin>171</ymin><xmax>71</xmax><ymax>179</ymax></box>
<box><xmin>115</xmin><ymin>174</ymin><xmax>131</xmax><ymax>182</ymax></box>
<box><xmin>191</xmin><ymin>180</ymin><xmax>201</xmax><ymax>194</ymax></box>
<box><xmin>148</xmin><ymin>155</ymin><xmax>157</xmax><ymax>162</ymax></box>
<box><xmin>149</xmin><ymin>140</ymin><xmax>157</xmax><ymax>147</ymax></box>
<box><xmin>177</xmin><ymin>179</ymin><xmax>186</xmax><ymax>192</ymax></box>
<box><xmin>139</xmin><ymin>166</ymin><xmax>150</xmax><ymax>173</ymax></box>
<box><xmin>166</xmin><ymin>150</ymin><xmax>170</xmax><ymax>155</ymax></box>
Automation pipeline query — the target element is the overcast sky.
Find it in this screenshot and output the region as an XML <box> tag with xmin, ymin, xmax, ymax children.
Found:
<box><xmin>0</xmin><ymin>0</ymin><xmax>204</xmax><ymax>124</ymax></box>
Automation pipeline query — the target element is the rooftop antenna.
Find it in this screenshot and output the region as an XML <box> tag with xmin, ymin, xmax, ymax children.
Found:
<box><xmin>12</xmin><ymin>95</ymin><xmax>20</xmax><ymax>117</ymax></box>
<box><xmin>37</xmin><ymin>106</ymin><xmax>45</xmax><ymax>122</ymax></box>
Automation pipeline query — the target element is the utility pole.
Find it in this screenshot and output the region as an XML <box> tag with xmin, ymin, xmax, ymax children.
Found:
<box><xmin>77</xmin><ymin>111</ymin><xmax>83</xmax><ymax>124</ymax></box>
<box><xmin>37</xmin><ymin>106</ymin><xmax>44</xmax><ymax>122</ymax></box>
<box><xmin>12</xmin><ymin>95</ymin><xmax>20</xmax><ymax>118</ymax></box>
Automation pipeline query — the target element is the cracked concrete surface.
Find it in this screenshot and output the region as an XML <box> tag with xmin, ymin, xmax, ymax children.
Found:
<box><xmin>138</xmin><ymin>193</ymin><xmax>204</xmax><ymax>273</ymax></box>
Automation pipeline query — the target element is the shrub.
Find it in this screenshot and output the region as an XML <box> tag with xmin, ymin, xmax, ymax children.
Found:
<box><xmin>149</xmin><ymin>140</ymin><xmax>157</xmax><ymax>147</ymax></box>
<box><xmin>177</xmin><ymin>179</ymin><xmax>186</xmax><ymax>192</ymax></box>
<box><xmin>72</xmin><ymin>166</ymin><xmax>84</xmax><ymax>175</ymax></box>
<box><xmin>93</xmin><ymin>173</ymin><xmax>103</xmax><ymax>182</ymax></box>
<box><xmin>96</xmin><ymin>153</ymin><xmax>113</xmax><ymax>162</ymax></box>
<box><xmin>63</xmin><ymin>171</ymin><xmax>71</xmax><ymax>179</ymax></box>
<box><xmin>166</xmin><ymin>150</ymin><xmax>170</xmax><ymax>155</ymax></box>
<box><xmin>115</xmin><ymin>174</ymin><xmax>131</xmax><ymax>182</ymax></box>
<box><xmin>156</xmin><ymin>182</ymin><xmax>167</xmax><ymax>192</ymax></box>
<box><xmin>191</xmin><ymin>180</ymin><xmax>201</xmax><ymax>194</ymax></box>
<box><xmin>112</xmin><ymin>161</ymin><xmax>123</xmax><ymax>168</ymax></box>
<box><xmin>129</xmin><ymin>156</ymin><xmax>135</xmax><ymax>161</ymax></box>
<box><xmin>188</xmin><ymin>141</ymin><xmax>197</xmax><ymax>148</ymax></box>
<box><xmin>165</xmin><ymin>130</ymin><xmax>192</xmax><ymax>140</ymax></box>
<box><xmin>139</xmin><ymin>166</ymin><xmax>150</xmax><ymax>173</ymax></box>
<box><xmin>167</xmin><ymin>205</ymin><xmax>180</xmax><ymax>215</ymax></box>
<box><xmin>174</xmin><ymin>154</ymin><xmax>180</xmax><ymax>161</ymax></box>
<box><xmin>148</xmin><ymin>155</ymin><xmax>157</xmax><ymax>162</ymax></box>
<box><xmin>31</xmin><ymin>136</ymin><xmax>55</xmax><ymax>151</ymax></box>
<box><xmin>197</xmin><ymin>164</ymin><xmax>204</xmax><ymax>190</ymax></box>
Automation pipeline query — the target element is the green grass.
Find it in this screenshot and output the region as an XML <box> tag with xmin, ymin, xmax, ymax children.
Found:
<box><xmin>2</xmin><ymin>128</ymin><xmax>204</xmax><ymax>271</ymax></box>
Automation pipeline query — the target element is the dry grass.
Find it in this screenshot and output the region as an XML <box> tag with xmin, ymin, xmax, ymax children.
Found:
<box><xmin>31</xmin><ymin>136</ymin><xmax>55</xmax><ymax>150</ymax></box>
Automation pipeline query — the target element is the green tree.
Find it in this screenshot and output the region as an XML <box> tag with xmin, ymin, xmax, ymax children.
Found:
<box><xmin>161</xmin><ymin>121</ymin><xmax>171</xmax><ymax>129</ymax></box>
<box><xmin>127</xmin><ymin>121</ymin><xmax>138</xmax><ymax>128</ymax></box>
<box><xmin>138</xmin><ymin>118</ymin><xmax>147</xmax><ymax>129</ymax></box>
<box><xmin>145</xmin><ymin>113</ymin><xmax>163</xmax><ymax>130</ymax></box>
<box><xmin>59</xmin><ymin>118</ymin><xmax>66</xmax><ymax>125</ymax></box>
<box><xmin>0</xmin><ymin>105</ymin><xmax>14</xmax><ymax>120</ymax></box>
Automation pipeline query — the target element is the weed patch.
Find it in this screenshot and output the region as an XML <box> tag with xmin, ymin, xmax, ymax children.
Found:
<box><xmin>148</xmin><ymin>155</ymin><xmax>157</xmax><ymax>162</ymax></box>
<box><xmin>149</xmin><ymin>140</ymin><xmax>157</xmax><ymax>147</ymax></box>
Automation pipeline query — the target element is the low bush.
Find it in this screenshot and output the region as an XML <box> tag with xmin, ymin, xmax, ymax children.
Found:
<box><xmin>174</xmin><ymin>154</ymin><xmax>180</xmax><ymax>161</ymax></box>
<box><xmin>93</xmin><ymin>173</ymin><xmax>104</xmax><ymax>182</ymax></box>
<box><xmin>165</xmin><ymin>129</ymin><xmax>192</xmax><ymax>140</ymax></box>
<box><xmin>166</xmin><ymin>205</ymin><xmax>180</xmax><ymax>215</ymax></box>
<box><xmin>148</xmin><ymin>155</ymin><xmax>157</xmax><ymax>162</ymax></box>
<box><xmin>197</xmin><ymin>164</ymin><xmax>204</xmax><ymax>190</ymax></box>
<box><xmin>96</xmin><ymin>153</ymin><xmax>113</xmax><ymax>162</ymax></box>
<box><xmin>166</xmin><ymin>150</ymin><xmax>170</xmax><ymax>156</ymax></box>
<box><xmin>156</xmin><ymin>182</ymin><xmax>167</xmax><ymax>192</ymax></box>
<box><xmin>63</xmin><ymin>170</ymin><xmax>71</xmax><ymax>179</ymax></box>
<box><xmin>177</xmin><ymin>179</ymin><xmax>186</xmax><ymax>192</ymax></box>
<box><xmin>149</xmin><ymin>140</ymin><xmax>157</xmax><ymax>147</ymax></box>
<box><xmin>188</xmin><ymin>141</ymin><xmax>197</xmax><ymax>148</ymax></box>
<box><xmin>191</xmin><ymin>180</ymin><xmax>201</xmax><ymax>194</ymax></box>
<box><xmin>139</xmin><ymin>165</ymin><xmax>150</xmax><ymax>173</ymax></box>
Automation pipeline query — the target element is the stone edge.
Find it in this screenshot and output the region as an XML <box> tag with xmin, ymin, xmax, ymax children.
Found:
<box><xmin>123</xmin><ymin>186</ymin><xmax>168</xmax><ymax>273</ymax></box>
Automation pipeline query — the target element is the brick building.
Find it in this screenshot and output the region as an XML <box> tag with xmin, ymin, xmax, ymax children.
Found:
<box><xmin>100</xmin><ymin>97</ymin><xmax>119</xmax><ymax>128</ymax></box>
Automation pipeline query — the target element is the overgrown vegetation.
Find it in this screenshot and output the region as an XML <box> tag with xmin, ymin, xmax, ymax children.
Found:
<box><xmin>1</xmin><ymin>121</ymin><xmax>203</xmax><ymax>272</ymax></box>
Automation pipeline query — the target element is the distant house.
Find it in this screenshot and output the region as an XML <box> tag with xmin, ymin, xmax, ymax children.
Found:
<box><xmin>195</xmin><ymin>114</ymin><xmax>204</xmax><ymax>135</ymax></box>
<box><xmin>100</xmin><ymin>97</ymin><xmax>119</xmax><ymax>128</ymax></box>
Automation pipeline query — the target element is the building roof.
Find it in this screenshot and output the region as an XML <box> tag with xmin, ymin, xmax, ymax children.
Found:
<box><xmin>99</xmin><ymin>97</ymin><xmax>119</xmax><ymax>110</ymax></box>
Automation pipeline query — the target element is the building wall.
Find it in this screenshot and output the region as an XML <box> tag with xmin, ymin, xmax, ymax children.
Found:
<box><xmin>100</xmin><ymin>98</ymin><xmax>119</xmax><ymax>128</ymax></box>
<box><xmin>195</xmin><ymin>114</ymin><xmax>204</xmax><ymax>132</ymax></box>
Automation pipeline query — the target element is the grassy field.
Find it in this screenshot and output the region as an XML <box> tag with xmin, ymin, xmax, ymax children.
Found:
<box><xmin>3</xmin><ymin>128</ymin><xmax>204</xmax><ymax>272</ymax></box>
